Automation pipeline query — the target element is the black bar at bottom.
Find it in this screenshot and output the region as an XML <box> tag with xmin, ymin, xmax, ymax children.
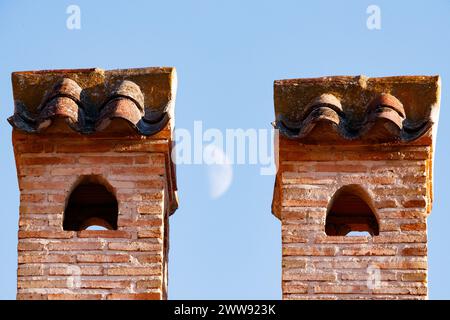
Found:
<box><xmin>0</xmin><ymin>299</ymin><xmax>444</xmax><ymax>319</ymax></box>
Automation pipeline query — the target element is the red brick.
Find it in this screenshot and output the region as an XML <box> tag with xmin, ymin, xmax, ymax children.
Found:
<box><xmin>313</xmin><ymin>164</ymin><xmax>368</xmax><ymax>173</ymax></box>
<box><xmin>78</xmin><ymin>156</ymin><xmax>133</xmax><ymax>165</ymax></box>
<box><xmin>141</xmin><ymin>192</ymin><xmax>164</xmax><ymax>201</ymax></box>
<box><xmin>18</xmin><ymin>241</ymin><xmax>45</xmax><ymax>251</ymax></box>
<box><xmin>18</xmin><ymin>231</ymin><xmax>74</xmax><ymax>239</ymax></box>
<box><xmin>134</xmin><ymin>155</ymin><xmax>152</xmax><ymax>164</ymax></box>
<box><xmin>17</xmin><ymin>293</ymin><xmax>47</xmax><ymax>300</ymax></box>
<box><xmin>81</xmin><ymin>280</ymin><xmax>131</xmax><ymax>289</ymax></box>
<box><xmin>47</xmin><ymin>241</ymin><xmax>103</xmax><ymax>251</ymax></box>
<box><xmin>137</xmin><ymin>204</ymin><xmax>163</xmax><ymax>215</ymax></box>
<box><xmin>283</xmin><ymin>246</ymin><xmax>337</xmax><ymax>256</ymax></box>
<box><xmin>282</xmin><ymin>199</ymin><xmax>329</xmax><ymax>207</ymax></box>
<box><xmin>76</xmin><ymin>254</ymin><xmax>130</xmax><ymax>263</ymax></box>
<box><xmin>313</xmin><ymin>260</ymin><xmax>369</xmax><ymax>269</ymax></box>
<box><xmin>56</xmin><ymin>142</ymin><xmax>114</xmax><ymax>153</ymax></box>
<box><xmin>20</xmin><ymin>180</ymin><xmax>66</xmax><ymax>191</ymax></box>
<box><xmin>136</xmin><ymin>280</ymin><xmax>162</xmax><ymax>289</ymax></box>
<box><xmin>108</xmin><ymin>241</ymin><xmax>161</xmax><ymax>252</ymax></box>
<box><xmin>19</xmin><ymin>218</ymin><xmax>48</xmax><ymax>229</ymax></box>
<box><xmin>373</xmin><ymin>234</ymin><xmax>427</xmax><ymax>244</ymax></box>
<box><xmin>381</xmin><ymin>210</ymin><xmax>426</xmax><ymax>219</ymax></box>
<box><xmin>375</xmin><ymin>200</ymin><xmax>397</xmax><ymax>209</ymax></box>
<box><xmin>282</xmin><ymin>234</ymin><xmax>309</xmax><ymax>243</ymax></box>
<box><xmin>18</xmin><ymin>280</ymin><xmax>67</xmax><ymax>289</ymax></box>
<box><xmin>77</xmin><ymin>230</ymin><xmax>132</xmax><ymax>239</ymax></box>
<box><xmin>341</xmin><ymin>247</ymin><xmax>397</xmax><ymax>256</ymax></box>
<box><xmin>114</xmin><ymin>141</ymin><xmax>168</xmax><ymax>153</ymax></box>
<box><xmin>19</xmin><ymin>254</ymin><xmax>76</xmax><ymax>264</ymax></box>
<box><xmin>106</xmin><ymin>293</ymin><xmax>161</xmax><ymax>300</ymax></box>
<box><xmin>314</xmin><ymin>285</ymin><xmax>368</xmax><ymax>294</ymax></box>
<box><xmin>377</xmin><ymin>260</ymin><xmax>427</xmax><ymax>270</ymax></box>
<box><xmin>400</xmin><ymin>223</ymin><xmax>426</xmax><ymax>231</ymax></box>
<box><xmin>106</xmin><ymin>266</ymin><xmax>160</xmax><ymax>276</ymax></box>
<box><xmin>21</xmin><ymin>156</ymin><xmax>76</xmax><ymax>165</ymax></box>
<box><xmin>51</xmin><ymin>167</ymin><xmax>103</xmax><ymax>176</ymax></box>
<box><xmin>15</xmin><ymin>142</ymin><xmax>44</xmax><ymax>153</ymax></box>
<box><xmin>119</xmin><ymin>218</ymin><xmax>162</xmax><ymax>227</ymax></box>
<box><xmin>315</xmin><ymin>235</ymin><xmax>369</xmax><ymax>244</ymax></box>
<box><xmin>284</xmin><ymin>272</ymin><xmax>336</xmax><ymax>281</ymax></box>
<box><xmin>403</xmin><ymin>176</ymin><xmax>427</xmax><ymax>184</ymax></box>
<box><xmin>17</xmin><ymin>265</ymin><xmax>44</xmax><ymax>276</ymax></box>
<box><xmin>282</xmin><ymin>259</ymin><xmax>307</xmax><ymax>269</ymax></box>
<box><xmin>280</xmin><ymin>210</ymin><xmax>308</xmax><ymax>220</ymax></box>
<box><xmin>134</xmin><ymin>254</ymin><xmax>162</xmax><ymax>264</ymax></box>
<box><xmin>373</xmin><ymin>187</ymin><xmax>426</xmax><ymax>197</ymax></box>
<box><xmin>48</xmin><ymin>266</ymin><xmax>103</xmax><ymax>276</ymax></box>
<box><xmin>373</xmin><ymin>286</ymin><xmax>427</xmax><ymax>295</ymax></box>
<box><xmin>47</xmin><ymin>294</ymin><xmax>103</xmax><ymax>300</ymax></box>
<box><xmin>20</xmin><ymin>193</ymin><xmax>46</xmax><ymax>203</ymax></box>
<box><xmin>111</xmin><ymin>167</ymin><xmax>165</xmax><ymax>176</ymax></box>
<box><xmin>282</xmin><ymin>282</ymin><xmax>308</xmax><ymax>294</ymax></box>
<box><xmin>47</xmin><ymin>194</ymin><xmax>66</xmax><ymax>202</ymax></box>
<box><xmin>402</xmin><ymin>246</ymin><xmax>427</xmax><ymax>256</ymax></box>
<box><xmin>137</xmin><ymin>229</ymin><xmax>162</xmax><ymax>239</ymax></box>
<box><xmin>340</xmin><ymin>272</ymin><xmax>397</xmax><ymax>282</ymax></box>
<box><xmin>401</xmin><ymin>272</ymin><xmax>427</xmax><ymax>282</ymax></box>
<box><xmin>135</xmin><ymin>180</ymin><xmax>165</xmax><ymax>189</ymax></box>
<box><xmin>20</xmin><ymin>204</ymin><xmax>62</xmax><ymax>214</ymax></box>
<box><xmin>402</xmin><ymin>199</ymin><xmax>427</xmax><ymax>208</ymax></box>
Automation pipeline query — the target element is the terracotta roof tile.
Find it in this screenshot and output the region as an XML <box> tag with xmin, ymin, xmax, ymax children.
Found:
<box><xmin>8</xmin><ymin>67</ymin><xmax>176</xmax><ymax>136</ymax></box>
<box><xmin>273</xmin><ymin>76</ymin><xmax>440</xmax><ymax>144</ymax></box>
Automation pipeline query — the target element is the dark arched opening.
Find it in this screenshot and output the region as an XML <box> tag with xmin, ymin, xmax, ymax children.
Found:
<box><xmin>325</xmin><ymin>185</ymin><xmax>379</xmax><ymax>236</ymax></box>
<box><xmin>63</xmin><ymin>176</ymin><xmax>118</xmax><ymax>231</ymax></box>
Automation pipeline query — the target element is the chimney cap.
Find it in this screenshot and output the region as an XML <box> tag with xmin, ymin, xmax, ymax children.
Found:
<box><xmin>8</xmin><ymin>67</ymin><xmax>177</xmax><ymax>136</ymax></box>
<box><xmin>273</xmin><ymin>75</ymin><xmax>440</xmax><ymax>144</ymax></box>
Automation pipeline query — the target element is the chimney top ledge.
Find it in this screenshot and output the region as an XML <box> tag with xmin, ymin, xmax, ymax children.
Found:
<box><xmin>274</xmin><ymin>75</ymin><xmax>440</xmax><ymax>144</ymax></box>
<box><xmin>8</xmin><ymin>67</ymin><xmax>177</xmax><ymax>136</ymax></box>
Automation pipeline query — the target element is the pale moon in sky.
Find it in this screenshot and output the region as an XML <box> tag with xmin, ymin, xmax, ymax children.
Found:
<box><xmin>204</xmin><ymin>144</ymin><xmax>233</xmax><ymax>199</ymax></box>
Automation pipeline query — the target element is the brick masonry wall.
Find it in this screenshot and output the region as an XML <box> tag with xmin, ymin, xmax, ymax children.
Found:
<box><xmin>13</xmin><ymin>130</ymin><xmax>173</xmax><ymax>300</ymax></box>
<box><xmin>276</xmin><ymin>137</ymin><xmax>431</xmax><ymax>300</ymax></box>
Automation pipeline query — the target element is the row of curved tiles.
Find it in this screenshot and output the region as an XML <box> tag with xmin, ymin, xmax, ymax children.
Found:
<box><xmin>9</xmin><ymin>79</ymin><xmax>433</xmax><ymax>142</ymax></box>
<box><xmin>274</xmin><ymin>93</ymin><xmax>433</xmax><ymax>142</ymax></box>
<box><xmin>8</xmin><ymin>78</ymin><xmax>170</xmax><ymax>136</ymax></box>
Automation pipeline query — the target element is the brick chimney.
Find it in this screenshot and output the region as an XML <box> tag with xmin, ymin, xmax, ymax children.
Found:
<box><xmin>272</xmin><ymin>76</ymin><xmax>440</xmax><ymax>300</ymax></box>
<box><xmin>8</xmin><ymin>67</ymin><xmax>178</xmax><ymax>300</ymax></box>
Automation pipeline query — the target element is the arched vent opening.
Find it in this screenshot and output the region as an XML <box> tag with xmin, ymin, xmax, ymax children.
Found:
<box><xmin>325</xmin><ymin>185</ymin><xmax>379</xmax><ymax>236</ymax></box>
<box><xmin>63</xmin><ymin>175</ymin><xmax>118</xmax><ymax>231</ymax></box>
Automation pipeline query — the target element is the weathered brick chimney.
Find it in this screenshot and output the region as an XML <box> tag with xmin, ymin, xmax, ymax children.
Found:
<box><xmin>9</xmin><ymin>67</ymin><xmax>178</xmax><ymax>300</ymax></box>
<box><xmin>272</xmin><ymin>76</ymin><xmax>440</xmax><ymax>299</ymax></box>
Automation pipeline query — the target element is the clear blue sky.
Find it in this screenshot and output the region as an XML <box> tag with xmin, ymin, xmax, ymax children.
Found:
<box><xmin>0</xmin><ymin>0</ymin><xmax>449</xmax><ymax>299</ymax></box>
